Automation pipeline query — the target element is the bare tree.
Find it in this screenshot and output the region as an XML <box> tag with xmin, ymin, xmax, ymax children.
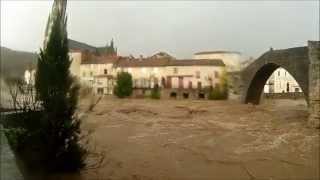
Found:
<box><xmin>5</xmin><ymin>76</ymin><xmax>40</xmax><ymax>112</ymax></box>
<box><xmin>5</xmin><ymin>77</ymin><xmax>23</xmax><ymax>111</ymax></box>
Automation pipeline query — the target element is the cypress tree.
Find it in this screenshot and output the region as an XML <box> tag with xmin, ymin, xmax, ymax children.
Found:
<box><xmin>35</xmin><ymin>0</ymin><xmax>85</xmax><ymax>171</ymax></box>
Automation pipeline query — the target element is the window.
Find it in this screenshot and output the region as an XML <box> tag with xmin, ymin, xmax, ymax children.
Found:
<box><xmin>278</xmin><ymin>71</ymin><xmax>280</xmax><ymax>76</ymax></box>
<box><xmin>90</xmin><ymin>71</ymin><xmax>93</xmax><ymax>76</ymax></box>
<box><xmin>135</xmin><ymin>79</ymin><xmax>139</xmax><ymax>88</ymax></box>
<box><xmin>142</xmin><ymin>68</ymin><xmax>146</xmax><ymax>74</ymax></box>
<box><xmin>214</xmin><ymin>71</ymin><xmax>219</xmax><ymax>78</ymax></box>
<box><xmin>154</xmin><ymin>77</ymin><xmax>159</xmax><ymax>86</ymax></box>
<box><xmin>97</xmin><ymin>88</ymin><xmax>104</xmax><ymax>95</ymax></box>
<box><xmin>196</xmin><ymin>71</ymin><xmax>200</xmax><ymax>78</ymax></box>
<box><xmin>133</xmin><ymin>79</ymin><xmax>139</xmax><ymax>88</ymax></box>
<box><xmin>188</xmin><ymin>81</ymin><xmax>193</xmax><ymax>89</ymax></box>
<box><xmin>104</xmin><ymin>69</ymin><xmax>108</xmax><ymax>74</ymax></box>
<box><xmin>197</xmin><ymin>81</ymin><xmax>202</xmax><ymax>89</ymax></box>
<box><xmin>82</xmin><ymin>72</ymin><xmax>86</xmax><ymax>77</ymax></box>
<box><xmin>173</xmin><ymin>68</ymin><xmax>178</xmax><ymax>74</ymax></box>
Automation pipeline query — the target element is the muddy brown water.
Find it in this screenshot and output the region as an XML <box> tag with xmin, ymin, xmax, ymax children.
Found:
<box><xmin>25</xmin><ymin>98</ymin><xmax>320</xmax><ymax>180</ymax></box>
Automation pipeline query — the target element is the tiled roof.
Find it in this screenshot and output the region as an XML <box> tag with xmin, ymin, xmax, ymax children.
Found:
<box><xmin>115</xmin><ymin>58</ymin><xmax>171</xmax><ymax>67</ymax></box>
<box><xmin>77</xmin><ymin>49</ymin><xmax>225</xmax><ymax>67</ymax></box>
<box><xmin>168</xmin><ymin>59</ymin><xmax>225</xmax><ymax>66</ymax></box>
<box><xmin>149</xmin><ymin>52</ymin><xmax>175</xmax><ymax>59</ymax></box>
<box><xmin>114</xmin><ymin>58</ymin><xmax>225</xmax><ymax>67</ymax></box>
<box><xmin>81</xmin><ymin>54</ymin><xmax>118</xmax><ymax>64</ymax></box>
<box><xmin>194</xmin><ymin>51</ymin><xmax>241</xmax><ymax>55</ymax></box>
<box><xmin>68</xmin><ymin>39</ymin><xmax>97</xmax><ymax>53</ymax></box>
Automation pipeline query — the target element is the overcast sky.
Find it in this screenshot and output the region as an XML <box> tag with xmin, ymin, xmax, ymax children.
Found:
<box><xmin>1</xmin><ymin>1</ymin><xmax>319</xmax><ymax>59</ymax></box>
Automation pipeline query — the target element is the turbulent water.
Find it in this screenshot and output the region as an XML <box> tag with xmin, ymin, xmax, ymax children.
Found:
<box><xmin>4</xmin><ymin>97</ymin><xmax>318</xmax><ymax>180</ymax></box>
<box><xmin>60</xmin><ymin>97</ymin><xmax>318</xmax><ymax>180</ymax></box>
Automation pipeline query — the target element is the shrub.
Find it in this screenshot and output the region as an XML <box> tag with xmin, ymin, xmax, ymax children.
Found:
<box><xmin>208</xmin><ymin>69</ymin><xmax>229</xmax><ymax>100</ymax></box>
<box><xmin>114</xmin><ymin>72</ymin><xmax>133</xmax><ymax>98</ymax></box>
<box><xmin>208</xmin><ymin>86</ymin><xmax>222</xmax><ymax>100</ymax></box>
<box><xmin>220</xmin><ymin>69</ymin><xmax>229</xmax><ymax>99</ymax></box>
<box><xmin>4</xmin><ymin>127</ymin><xmax>28</xmax><ymax>151</ymax></box>
<box><xmin>150</xmin><ymin>84</ymin><xmax>161</xmax><ymax>99</ymax></box>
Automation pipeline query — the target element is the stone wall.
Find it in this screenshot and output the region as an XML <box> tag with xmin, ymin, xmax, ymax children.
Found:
<box><xmin>308</xmin><ymin>41</ymin><xmax>320</xmax><ymax>128</ymax></box>
<box><xmin>264</xmin><ymin>92</ymin><xmax>305</xmax><ymax>99</ymax></box>
<box><xmin>132</xmin><ymin>88</ymin><xmax>209</xmax><ymax>100</ymax></box>
<box><xmin>161</xmin><ymin>89</ymin><xmax>208</xmax><ymax>99</ymax></box>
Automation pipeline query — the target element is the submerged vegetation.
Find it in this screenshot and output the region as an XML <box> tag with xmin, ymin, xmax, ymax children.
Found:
<box><xmin>208</xmin><ymin>69</ymin><xmax>229</xmax><ymax>100</ymax></box>
<box><xmin>150</xmin><ymin>84</ymin><xmax>161</xmax><ymax>99</ymax></box>
<box><xmin>114</xmin><ymin>72</ymin><xmax>133</xmax><ymax>98</ymax></box>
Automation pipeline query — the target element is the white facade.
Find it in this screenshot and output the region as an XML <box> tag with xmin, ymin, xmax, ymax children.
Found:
<box><xmin>26</xmin><ymin>51</ymin><xmax>226</xmax><ymax>96</ymax></box>
<box><xmin>80</xmin><ymin>63</ymin><xmax>116</xmax><ymax>95</ymax></box>
<box><xmin>70</xmin><ymin>51</ymin><xmax>226</xmax><ymax>95</ymax></box>
<box><xmin>69</xmin><ymin>52</ymin><xmax>82</xmax><ymax>77</ymax></box>
<box><xmin>24</xmin><ymin>69</ymin><xmax>36</xmax><ymax>85</ymax></box>
<box><xmin>163</xmin><ymin>66</ymin><xmax>222</xmax><ymax>89</ymax></box>
<box><xmin>264</xmin><ymin>68</ymin><xmax>302</xmax><ymax>93</ymax></box>
<box><xmin>121</xmin><ymin>67</ymin><xmax>164</xmax><ymax>88</ymax></box>
<box><xmin>193</xmin><ymin>51</ymin><xmax>242</xmax><ymax>72</ymax></box>
<box><xmin>120</xmin><ymin>65</ymin><xmax>223</xmax><ymax>89</ymax></box>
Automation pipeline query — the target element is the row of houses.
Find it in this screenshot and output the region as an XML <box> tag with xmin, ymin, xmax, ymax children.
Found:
<box><xmin>70</xmin><ymin>51</ymin><xmax>229</xmax><ymax>98</ymax></box>
<box><xmin>78</xmin><ymin>40</ymin><xmax>247</xmax><ymax>98</ymax></box>
<box><xmin>25</xmin><ymin>39</ymin><xmax>302</xmax><ymax>99</ymax></box>
<box><xmin>26</xmin><ymin>39</ymin><xmax>244</xmax><ymax>99</ymax></box>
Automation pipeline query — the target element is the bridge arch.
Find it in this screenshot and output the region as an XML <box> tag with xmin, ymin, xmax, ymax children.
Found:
<box><xmin>241</xmin><ymin>46</ymin><xmax>309</xmax><ymax>104</ymax></box>
<box><xmin>240</xmin><ymin>41</ymin><xmax>319</xmax><ymax>128</ymax></box>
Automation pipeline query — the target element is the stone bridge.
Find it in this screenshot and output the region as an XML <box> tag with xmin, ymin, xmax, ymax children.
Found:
<box><xmin>241</xmin><ymin>41</ymin><xmax>319</xmax><ymax>128</ymax></box>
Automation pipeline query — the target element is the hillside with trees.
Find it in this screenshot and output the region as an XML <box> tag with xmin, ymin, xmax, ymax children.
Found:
<box><xmin>1</xmin><ymin>47</ymin><xmax>37</xmax><ymax>79</ymax></box>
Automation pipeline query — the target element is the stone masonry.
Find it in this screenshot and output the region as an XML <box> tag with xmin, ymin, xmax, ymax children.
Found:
<box><xmin>308</xmin><ymin>41</ymin><xmax>320</xmax><ymax>128</ymax></box>
<box><xmin>241</xmin><ymin>46</ymin><xmax>309</xmax><ymax>104</ymax></box>
<box><xmin>241</xmin><ymin>41</ymin><xmax>320</xmax><ymax>128</ymax></box>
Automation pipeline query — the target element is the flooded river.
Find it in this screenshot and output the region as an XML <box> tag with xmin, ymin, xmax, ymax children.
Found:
<box><xmin>4</xmin><ymin>97</ymin><xmax>319</xmax><ymax>180</ymax></box>
<box><xmin>68</xmin><ymin>98</ymin><xmax>318</xmax><ymax>180</ymax></box>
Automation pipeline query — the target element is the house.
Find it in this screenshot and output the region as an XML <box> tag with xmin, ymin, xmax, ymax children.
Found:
<box><xmin>71</xmin><ymin>48</ymin><xmax>226</xmax><ymax>99</ymax></box>
<box><xmin>264</xmin><ymin>67</ymin><xmax>302</xmax><ymax>93</ymax></box>
<box><xmin>193</xmin><ymin>50</ymin><xmax>243</xmax><ymax>72</ymax></box>
<box><xmin>26</xmin><ymin>39</ymin><xmax>227</xmax><ymax>99</ymax></box>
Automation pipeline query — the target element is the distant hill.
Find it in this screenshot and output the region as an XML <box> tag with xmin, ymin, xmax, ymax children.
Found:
<box><xmin>1</xmin><ymin>39</ymin><xmax>100</xmax><ymax>80</ymax></box>
<box><xmin>1</xmin><ymin>47</ymin><xmax>37</xmax><ymax>79</ymax></box>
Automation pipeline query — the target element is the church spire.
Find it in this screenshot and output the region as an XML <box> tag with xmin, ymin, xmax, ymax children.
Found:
<box><xmin>110</xmin><ymin>38</ymin><xmax>114</xmax><ymax>49</ymax></box>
